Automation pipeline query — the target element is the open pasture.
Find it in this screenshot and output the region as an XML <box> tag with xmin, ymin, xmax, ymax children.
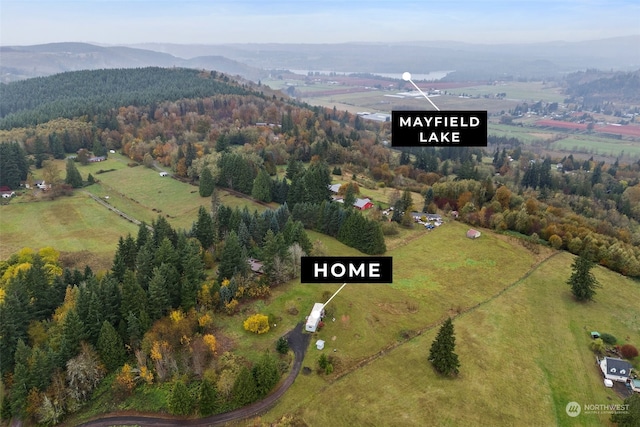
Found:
<box><xmin>262</xmin><ymin>244</ymin><xmax>640</xmax><ymax>426</ymax></box>
<box><xmin>1</xmin><ymin>155</ymin><xmax>273</xmax><ymax>268</ymax></box>
<box><xmin>0</xmin><ymin>193</ymin><xmax>139</xmax><ymax>270</ymax></box>
<box><xmin>446</xmin><ymin>81</ymin><xmax>566</xmax><ymax>103</ymax></box>
<box><xmin>552</xmin><ymin>135</ymin><xmax>640</xmax><ymax>158</ymax></box>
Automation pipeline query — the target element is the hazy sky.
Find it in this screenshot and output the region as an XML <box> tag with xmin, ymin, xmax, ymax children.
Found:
<box><xmin>1</xmin><ymin>0</ymin><xmax>638</xmax><ymax>46</ymax></box>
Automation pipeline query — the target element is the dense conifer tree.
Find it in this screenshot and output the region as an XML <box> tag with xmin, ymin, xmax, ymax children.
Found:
<box><xmin>567</xmin><ymin>255</ymin><xmax>600</xmax><ymax>301</ymax></box>
<box><xmin>217</xmin><ymin>231</ymin><xmax>244</xmax><ymax>283</ymax></box>
<box><xmin>252</xmin><ymin>169</ymin><xmax>272</xmax><ymax>202</ymax></box>
<box><xmin>96</xmin><ymin>321</ymin><xmax>126</xmax><ymax>372</ymax></box>
<box><xmin>147</xmin><ymin>267</ymin><xmax>170</xmax><ymax>321</ymax></box>
<box><xmin>199</xmin><ymin>378</ymin><xmax>218</xmax><ymax>416</ymax></box>
<box><xmin>232</xmin><ymin>366</ymin><xmax>258</xmax><ymax>406</ymax></box>
<box><xmin>428</xmin><ymin>317</ymin><xmax>460</xmax><ymax>376</ymax></box>
<box><xmin>193</xmin><ymin>206</ymin><xmax>214</xmax><ymax>251</ymax></box>
<box><xmin>168</xmin><ymin>380</ymin><xmax>195</xmax><ymax>415</ymax></box>
<box><xmin>65</xmin><ymin>158</ymin><xmax>83</xmax><ymax>188</ymax></box>
<box><xmin>199</xmin><ymin>166</ymin><xmax>215</xmax><ymax>197</ymax></box>
<box><xmin>253</xmin><ymin>352</ymin><xmax>280</xmax><ymax>398</ymax></box>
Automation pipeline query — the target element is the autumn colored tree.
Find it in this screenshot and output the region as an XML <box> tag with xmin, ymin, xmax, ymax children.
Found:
<box><xmin>620</xmin><ymin>344</ymin><xmax>638</xmax><ymax>360</ymax></box>
<box><xmin>243</xmin><ymin>314</ymin><xmax>270</xmax><ymax>334</ymax></box>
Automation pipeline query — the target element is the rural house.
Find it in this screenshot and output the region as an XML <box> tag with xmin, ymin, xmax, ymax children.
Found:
<box><xmin>353</xmin><ymin>197</ymin><xmax>374</xmax><ymax>210</ymax></box>
<box><xmin>27</xmin><ymin>180</ymin><xmax>50</xmax><ymax>190</ymax></box>
<box><xmin>247</xmin><ymin>258</ymin><xmax>264</xmax><ymax>274</ymax></box>
<box><xmin>305</xmin><ymin>303</ymin><xmax>325</xmax><ymax>332</ymax></box>
<box><xmin>599</xmin><ymin>357</ymin><xmax>633</xmax><ymax>383</ymax></box>
<box><xmin>328</xmin><ymin>183</ymin><xmax>341</xmax><ymax>193</ymax></box>
<box><xmin>466</xmin><ymin>229</ymin><xmax>481</xmax><ymax>239</ymax></box>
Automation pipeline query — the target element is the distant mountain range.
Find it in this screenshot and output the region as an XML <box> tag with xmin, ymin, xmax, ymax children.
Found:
<box><xmin>1</xmin><ymin>36</ymin><xmax>638</xmax><ymax>83</ymax></box>
<box><xmin>0</xmin><ymin>43</ymin><xmax>265</xmax><ymax>83</ymax></box>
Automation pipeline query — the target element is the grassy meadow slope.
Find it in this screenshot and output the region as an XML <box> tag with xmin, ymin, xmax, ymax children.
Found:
<box><xmin>0</xmin><ymin>154</ymin><xmax>272</xmax><ymax>269</ymax></box>
<box><xmin>260</xmin><ymin>232</ymin><xmax>640</xmax><ymax>426</ymax></box>
<box><xmin>0</xmin><ymin>193</ymin><xmax>139</xmax><ymax>270</ymax></box>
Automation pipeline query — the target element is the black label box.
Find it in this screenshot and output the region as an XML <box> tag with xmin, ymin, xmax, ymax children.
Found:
<box><xmin>301</xmin><ymin>256</ymin><xmax>393</xmax><ymax>283</ymax></box>
<box><xmin>392</xmin><ymin>110</ymin><xmax>487</xmax><ymax>147</ymax></box>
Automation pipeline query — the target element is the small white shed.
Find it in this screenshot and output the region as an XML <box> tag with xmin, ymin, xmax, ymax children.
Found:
<box><xmin>316</xmin><ymin>340</ymin><xmax>325</xmax><ymax>350</ymax></box>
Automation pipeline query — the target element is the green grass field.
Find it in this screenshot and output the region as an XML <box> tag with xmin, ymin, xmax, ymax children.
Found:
<box><xmin>259</xmin><ymin>243</ymin><xmax>640</xmax><ymax>427</ymax></box>
<box><xmin>552</xmin><ymin>136</ymin><xmax>640</xmax><ymax>158</ymax></box>
<box><xmin>0</xmin><ymin>154</ymin><xmax>273</xmax><ymax>269</ymax></box>
<box><xmin>446</xmin><ymin>81</ymin><xmax>567</xmax><ymax>103</ymax></box>
<box><xmin>0</xmin><ymin>193</ymin><xmax>139</xmax><ymax>269</ymax></box>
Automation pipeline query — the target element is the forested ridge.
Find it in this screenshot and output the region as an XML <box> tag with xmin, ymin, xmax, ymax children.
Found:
<box><xmin>0</xmin><ymin>67</ymin><xmax>251</xmax><ymax>129</ymax></box>
<box><xmin>564</xmin><ymin>69</ymin><xmax>640</xmax><ymax>106</ymax></box>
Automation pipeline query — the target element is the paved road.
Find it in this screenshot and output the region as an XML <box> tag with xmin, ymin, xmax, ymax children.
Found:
<box><xmin>78</xmin><ymin>323</ymin><xmax>310</xmax><ymax>427</ymax></box>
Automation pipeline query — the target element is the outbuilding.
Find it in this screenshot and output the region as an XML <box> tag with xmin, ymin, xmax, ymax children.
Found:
<box><xmin>466</xmin><ymin>229</ymin><xmax>481</xmax><ymax>239</ymax></box>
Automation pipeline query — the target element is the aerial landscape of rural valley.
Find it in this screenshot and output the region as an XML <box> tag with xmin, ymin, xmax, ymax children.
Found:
<box><xmin>0</xmin><ymin>1</ymin><xmax>639</xmax><ymax>426</ymax></box>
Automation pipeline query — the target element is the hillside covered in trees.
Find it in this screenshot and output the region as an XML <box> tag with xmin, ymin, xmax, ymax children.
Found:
<box><xmin>0</xmin><ymin>67</ymin><xmax>251</xmax><ymax>129</ymax></box>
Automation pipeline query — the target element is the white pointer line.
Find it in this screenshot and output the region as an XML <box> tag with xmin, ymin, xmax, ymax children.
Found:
<box><xmin>402</xmin><ymin>71</ymin><xmax>440</xmax><ymax>111</ymax></box>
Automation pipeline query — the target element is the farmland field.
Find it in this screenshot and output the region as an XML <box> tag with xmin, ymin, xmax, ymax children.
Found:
<box><xmin>0</xmin><ymin>193</ymin><xmax>139</xmax><ymax>270</ymax></box>
<box><xmin>261</xmin><ymin>245</ymin><xmax>640</xmax><ymax>427</ymax></box>
<box><xmin>0</xmin><ymin>154</ymin><xmax>274</xmax><ymax>268</ymax></box>
<box><xmin>552</xmin><ymin>136</ymin><xmax>640</xmax><ymax>158</ymax></box>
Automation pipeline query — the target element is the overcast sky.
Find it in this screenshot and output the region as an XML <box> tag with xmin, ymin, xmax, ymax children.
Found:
<box><xmin>1</xmin><ymin>0</ymin><xmax>638</xmax><ymax>46</ymax></box>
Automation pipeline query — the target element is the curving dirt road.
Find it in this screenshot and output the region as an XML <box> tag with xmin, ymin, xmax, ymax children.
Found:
<box><xmin>78</xmin><ymin>322</ymin><xmax>310</xmax><ymax>427</ymax></box>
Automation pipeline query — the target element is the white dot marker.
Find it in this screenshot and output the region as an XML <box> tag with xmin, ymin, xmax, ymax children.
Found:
<box><xmin>401</xmin><ymin>71</ymin><xmax>440</xmax><ymax>111</ymax></box>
